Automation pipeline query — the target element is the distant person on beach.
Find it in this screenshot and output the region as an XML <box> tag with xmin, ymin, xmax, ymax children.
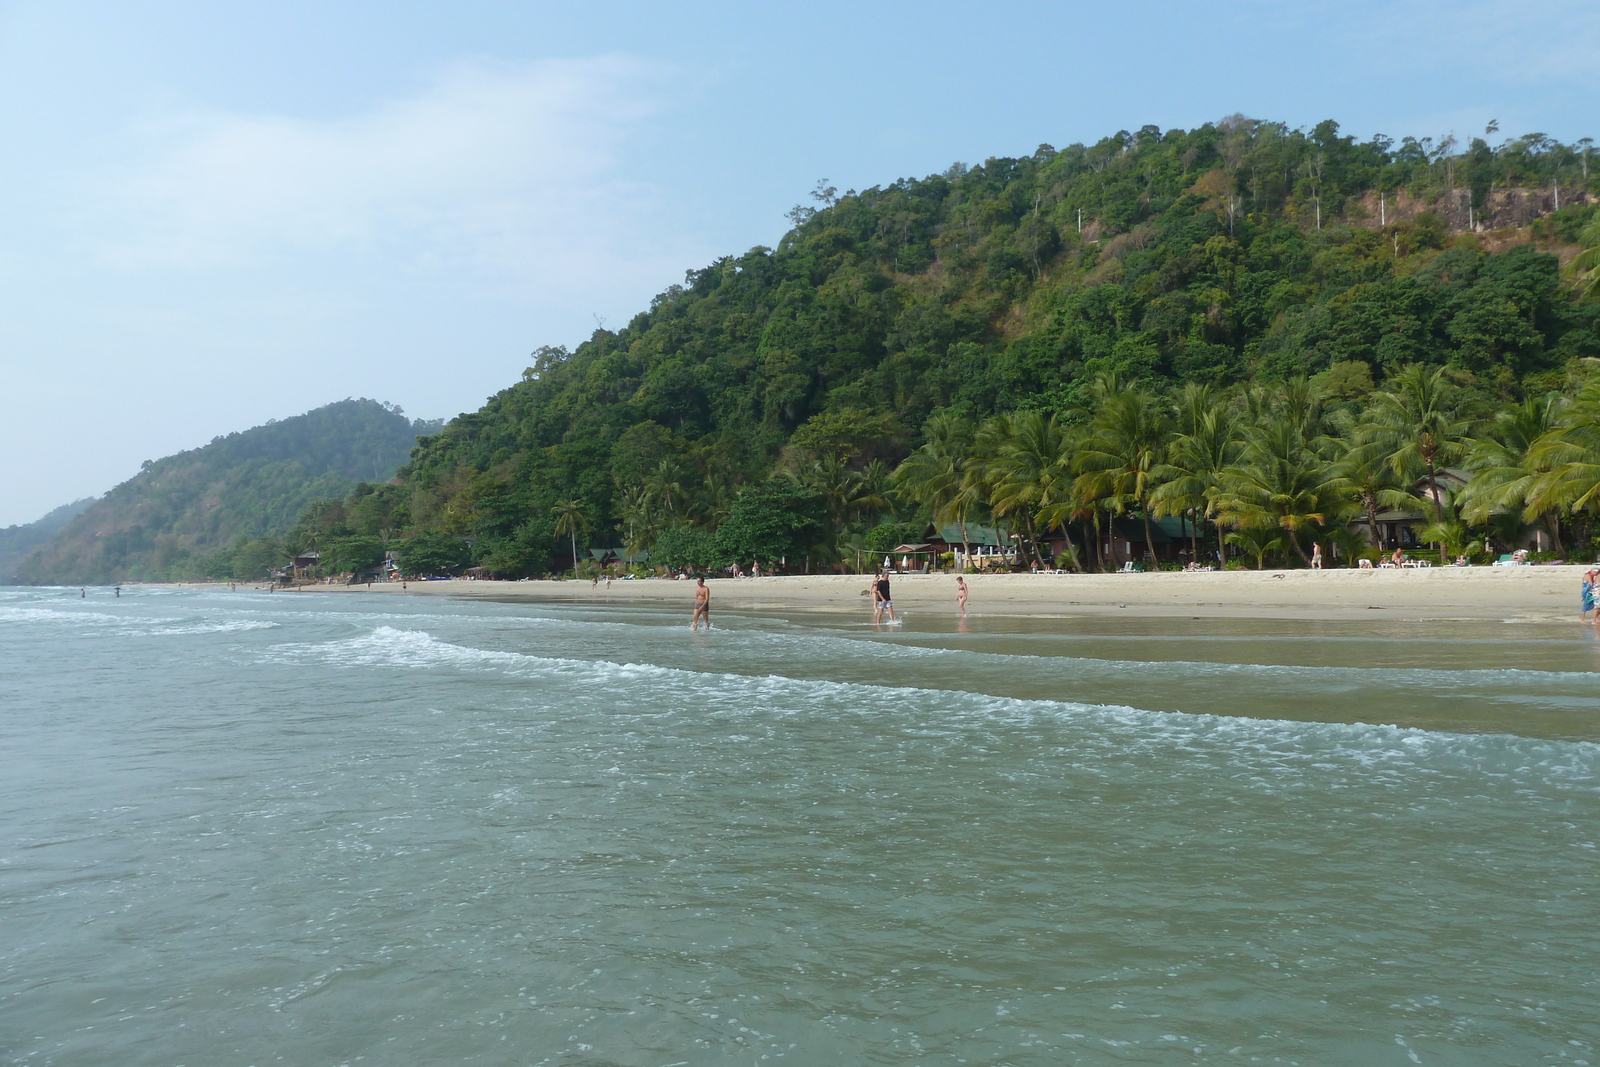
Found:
<box><xmin>1582</xmin><ymin>570</ymin><xmax>1597</xmax><ymax>622</ymax></box>
<box><xmin>752</xmin><ymin>560</ymin><xmax>761</xmax><ymax>578</ymax></box>
<box><xmin>956</xmin><ymin>575</ymin><xmax>968</xmax><ymax>615</ymax></box>
<box><xmin>114</xmin><ymin>587</ymin><xmax>120</xmax><ymax>598</ymax></box>
<box><xmin>1390</xmin><ymin>548</ymin><xmax>1407</xmax><ymax>566</ymax></box>
<box><xmin>874</xmin><ymin>572</ymin><xmax>894</xmax><ymax>623</ymax></box>
<box><xmin>79</xmin><ymin>588</ymin><xmax>85</xmax><ymax>598</ymax></box>
<box><xmin>1311</xmin><ymin>543</ymin><xmax>1323</xmax><ymax>570</ymax></box>
<box><xmin>691</xmin><ymin>577</ymin><xmax>711</xmax><ymax>631</ymax></box>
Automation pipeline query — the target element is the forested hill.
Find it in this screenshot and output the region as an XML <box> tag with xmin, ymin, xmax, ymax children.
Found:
<box><xmin>354</xmin><ymin>116</ymin><xmax>1599</xmax><ymax>575</ymax></box>
<box><xmin>0</xmin><ymin>497</ymin><xmax>94</xmax><ymax>582</ymax></box>
<box><xmin>13</xmin><ymin>400</ymin><xmax>440</xmax><ymax>584</ymax></box>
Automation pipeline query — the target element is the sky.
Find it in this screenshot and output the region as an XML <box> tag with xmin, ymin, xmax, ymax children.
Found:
<box><xmin>1</xmin><ymin>0</ymin><xmax>1597</xmax><ymax>527</ymax></box>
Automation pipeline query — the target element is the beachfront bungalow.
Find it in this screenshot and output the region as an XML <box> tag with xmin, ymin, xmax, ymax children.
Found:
<box><xmin>1348</xmin><ymin>469</ymin><xmax>1470</xmax><ymax>549</ymax></box>
<box><xmin>289</xmin><ymin>550</ymin><xmax>320</xmax><ymax>578</ymax></box>
<box><xmin>1083</xmin><ymin>516</ymin><xmax>1204</xmax><ymax>566</ymax></box>
<box><xmin>588</xmin><ymin>547</ymin><xmax>649</xmax><ymax>570</ymax></box>
<box><xmin>919</xmin><ymin>523</ymin><xmax>1013</xmax><ymax>568</ymax></box>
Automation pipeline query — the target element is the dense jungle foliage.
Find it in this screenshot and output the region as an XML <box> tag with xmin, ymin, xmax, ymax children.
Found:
<box><xmin>15</xmin><ymin>400</ymin><xmax>440</xmax><ymax>584</ymax></box>
<box><xmin>26</xmin><ymin>117</ymin><xmax>1600</xmax><ymax>582</ymax></box>
<box><xmin>327</xmin><ymin>116</ymin><xmax>1600</xmax><ymax>576</ymax></box>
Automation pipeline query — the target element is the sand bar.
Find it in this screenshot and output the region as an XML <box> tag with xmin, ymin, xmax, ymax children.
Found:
<box><xmin>290</xmin><ymin>565</ymin><xmax>1600</xmax><ymax>624</ymax></box>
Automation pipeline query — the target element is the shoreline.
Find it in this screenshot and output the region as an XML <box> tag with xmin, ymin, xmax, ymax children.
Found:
<box><xmin>141</xmin><ymin>565</ymin><xmax>1600</xmax><ymax>624</ymax></box>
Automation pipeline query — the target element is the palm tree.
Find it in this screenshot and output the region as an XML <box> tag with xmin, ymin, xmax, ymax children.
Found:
<box><xmin>1525</xmin><ymin>380</ymin><xmax>1600</xmax><ymax>552</ymax></box>
<box><xmin>551</xmin><ymin>498</ymin><xmax>591</xmax><ymax>576</ymax></box>
<box><xmin>616</xmin><ymin>485</ymin><xmax>658</xmax><ymax>563</ymax></box>
<box><xmin>1074</xmin><ymin>386</ymin><xmax>1173</xmax><ymax>562</ymax></box>
<box><xmin>1152</xmin><ymin>384</ymin><xmax>1242</xmax><ymax>565</ymax></box>
<box><xmin>1568</xmin><ymin>217</ymin><xmax>1600</xmax><ymax>301</ymax></box>
<box><xmin>642</xmin><ymin>459</ymin><xmax>689</xmax><ymax>524</ymax></box>
<box><xmin>1224</xmin><ymin>526</ymin><xmax>1285</xmax><ymax>570</ymax></box>
<box><xmin>989</xmin><ymin>409</ymin><xmax>1072</xmax><ymax>568</ymax></box>
<box><xmin>894</xmin><ymin>413</ymin><xmax>977</xmax><ymax>560</ymax></box>
<box><xmin>793</xmin><ymin>454</ymin><xmax>860</xmax><ymax>535</ymax></box>
<box><xmin>1460</xmin><ymin>392</ymin><xmax>1564</xmax><ymax>549</ymax></box>
<box><xmin>1358</xmin><ymin>364</ymin><xmax>1471</xmax><ymax>523</ymax></box>
<box><xmin>1335</xmin><ymin>439</ymin><xmax>1416</xmax><ymax>552</ymax></box>
<box><xmin>1216</xmin><ymin>416</ymin><xmax>1356</xmax><ymax>565</ymax></box>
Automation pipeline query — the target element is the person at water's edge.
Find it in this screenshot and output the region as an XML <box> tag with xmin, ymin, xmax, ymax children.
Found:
<box><xmin>874</xmin><ymin>573</ymin><xmax>894</xmax><ymax>623</ymax></box>
<box><xmin>691</xmin><ymin>576</ymin><xmax>711</xmax><ymax>631</ymax></box>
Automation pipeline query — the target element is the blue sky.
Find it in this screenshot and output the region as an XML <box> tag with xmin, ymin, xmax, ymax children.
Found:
<box><xmin>1</xmin><ymin>0</ymin><xmax>1596</xmax><ymax>526</ymax></box>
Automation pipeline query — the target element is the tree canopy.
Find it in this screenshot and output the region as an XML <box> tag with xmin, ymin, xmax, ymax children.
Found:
<box><xmin>381</xmin><ymin>116</ymin><xmax>1600</xmax><ymax>576</ymax></box>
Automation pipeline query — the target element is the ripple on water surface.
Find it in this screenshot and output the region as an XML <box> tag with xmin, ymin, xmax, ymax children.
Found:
<box><xmin>1</xmin><ymin>589</ymin><xmax>1597</xmax><ymax>1065</ymax></box>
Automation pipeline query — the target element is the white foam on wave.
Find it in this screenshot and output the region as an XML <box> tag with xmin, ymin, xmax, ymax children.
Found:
<box><xmin>0</xmin><ymin>603</ymin><xmax>281</xmax><ymax>637</ymax></box>
<box><xmin>457</xmin><ymin>606</ymin><xmax>1600</xmax><ymax>688</ymax></box>
<box><xmin>123</xmin><ymin>619</ymin><xmax>280</xmax><ymax>637</ymax></box>
<box><xmin>0</xmin><ymin>605</ymin><xmax>126</xmax><ymax>625</ymax></box>
<box><xmin>267</xmin><ymin>625</ymin><xmax>1600</xmax><ymax>780</ymax></box>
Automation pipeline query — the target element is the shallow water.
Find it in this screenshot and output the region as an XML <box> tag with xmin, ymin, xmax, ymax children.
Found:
<box><xmin>2</xmin><ymin>586</ymin><xmax>1597</xmax><ymax>1064</ymax></box>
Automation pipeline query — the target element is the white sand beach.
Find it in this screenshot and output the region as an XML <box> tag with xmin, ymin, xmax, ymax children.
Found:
<box><xmin>298</xmin><ymin>565</ymin><xmax>1599</xmax><ymax>624</ymax></box>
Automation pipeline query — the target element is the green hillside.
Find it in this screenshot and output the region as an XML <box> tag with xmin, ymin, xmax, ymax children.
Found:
<box><xmin>16</xmin><ymin>399</ymin><xmax>439</xmax><ymax>584</ymax></box>
<box><xmin>0</xmin><ymin>498</ymin><xmax>95</xmax><ymax>583</ymax></box>
<box><xmin>331</xmin><ymin>117</ymin><xmax>1600</xmax><ymax>574</ymax></box>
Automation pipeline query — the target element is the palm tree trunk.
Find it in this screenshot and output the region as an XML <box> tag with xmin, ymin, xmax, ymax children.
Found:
<box><xmin>570</xmin><ymin>530</ymin><xmax>578</xmax><ymax>575</ymax></box>
<box><xmin>1213</xmin><ymin>512</ymin><xmax>1227</xmax><ymax>566</ymax></box>
<box><xmin>1364</xmin><ymin>493</ymin><xmax>1381</xmax><ymax>549</ymax></box>
<box><xmin>1022</xmin><ymin>513</ymin><xmax>1043</xmax><ymax>567</ymax></box>
<box><xmin>1286</xmin><ymin>528</ymin><xmax>1313</xmax><ymax>565</ymax></box>
<box><xmin>1140</xmin><ymin>498</ymin><xmax>1157</xmax><ymax>564</ymax></box>
<box><xmin>1548</xmin><ymin>511</ymin><xmax>1565</xmax><ymax>555</ymax></box>
<box><xmin>1062</xmin><ymin>522</ymin><xmax>1083</xmax><ymax>572</ymax></box>
<box><xmin>1426</xmin><ymin>458</ymin><xmax>1443</xmax><ymax>524</ymax></box>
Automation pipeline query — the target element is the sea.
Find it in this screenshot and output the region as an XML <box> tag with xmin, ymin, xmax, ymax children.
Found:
<box><xmin>2</xmin><ymin>584</ymin><xmax>1597</xmax><ymax>1065</ymax></box>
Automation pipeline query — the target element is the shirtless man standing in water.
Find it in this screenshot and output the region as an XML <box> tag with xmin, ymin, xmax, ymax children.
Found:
<box><xmin>691</xmin><ymin>576</ymin><xmax>711</xmax><ymax>631</ymax></box>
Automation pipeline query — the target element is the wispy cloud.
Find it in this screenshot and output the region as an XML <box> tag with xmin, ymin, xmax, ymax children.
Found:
<box><xmin>87</xmin><ymin>56</ymin><xmax>701</xmax><ymax>295</ymax></box>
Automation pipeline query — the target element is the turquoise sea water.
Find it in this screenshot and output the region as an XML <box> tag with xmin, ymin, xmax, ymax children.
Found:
<box><xmin>2</xmin><ymin>585</ymin><xmax>1597</xmax><ymax>1065</ymax></box>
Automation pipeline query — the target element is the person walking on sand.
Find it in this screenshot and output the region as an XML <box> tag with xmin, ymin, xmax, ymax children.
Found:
<box><xmin>1582</xmin><ymin>570</ymin><xmax>1597</xmax><ymax>623</ymax></box>
<box><xmin>691</xmin><ymin>576</ymin><xmax>711</xmax><ymax>631</ymax></box>
<box><xmin>1311</xmin><ymin>543</ymin><xmax>1323</xmax><ymax>570</ymax></box>
<box><xmin>956</xmin><ymin>575</ymin><xmax>968</xmax><ymax>615</ymax></box>
<box><xmin>874</xmin><ymin>571</ymin><xmax>894</xmax><ymax>623</ymax></box>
